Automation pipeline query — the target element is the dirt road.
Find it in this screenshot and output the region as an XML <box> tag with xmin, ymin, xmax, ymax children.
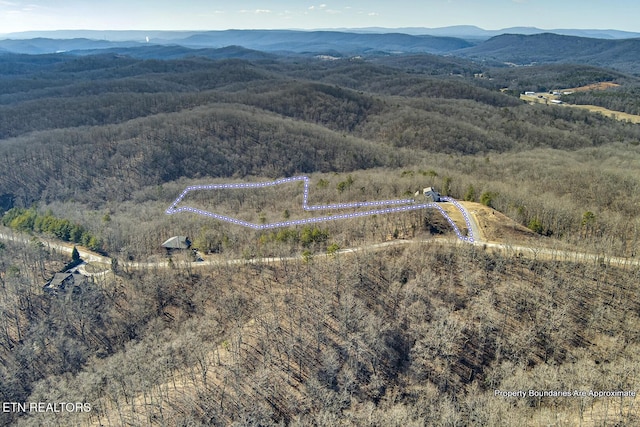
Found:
<box><xmin>0</xmin><ymin>229</ymin><xmax>110</xmax><ymax>263</ymax></box>
<box><xmin>1</xmin><ymin>203</ymin><xmax>638</xmax><ymax>275</ymax></box>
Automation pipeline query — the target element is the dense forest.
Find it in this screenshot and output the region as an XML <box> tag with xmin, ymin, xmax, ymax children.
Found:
<box><xmin>1</xmin><ymin>49</ymin><xmax>640</xmax><ymax>426</ymax></box>
<box><xmin>3</xmin><ymin>241</ymin><xmax>640</xmax><ymax>426</ymax></box>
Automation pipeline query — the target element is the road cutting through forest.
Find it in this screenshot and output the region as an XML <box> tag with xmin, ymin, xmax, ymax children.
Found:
<box><xmin>2</xmin><ymin>200</ymin><xmax>638</xmax><ymax>277</ymax></box>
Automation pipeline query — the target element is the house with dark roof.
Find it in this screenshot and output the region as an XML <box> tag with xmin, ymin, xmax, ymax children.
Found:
<box><xmin>161</xmin><ymin>236</ymin><xmax>191</xmax><ymax>250</ymax></box>
<box><xmin>43</xmin><ymin>272</ymin><xmax>86</xmax><ymax>294</ymax></box>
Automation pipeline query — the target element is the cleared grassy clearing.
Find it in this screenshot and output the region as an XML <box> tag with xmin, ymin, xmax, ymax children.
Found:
<box><xmin>565</xmin><ymin>103</ymin><xmax>640</xmax><ymax>123</ymax></box>
<box><xmin>521</xmin><ymin>82</ymin><xmax>640</xmax><ymax>123</ymax></box>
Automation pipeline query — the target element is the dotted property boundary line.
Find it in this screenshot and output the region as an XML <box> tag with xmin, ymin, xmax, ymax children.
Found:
<box><xmin>166</xmin><ymin>176</ymin><xmax>474</xmax><ymax>243</ymax></box>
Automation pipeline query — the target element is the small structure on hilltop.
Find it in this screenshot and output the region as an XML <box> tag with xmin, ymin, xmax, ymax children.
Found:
<box><xmin>43</xmin><ymin>272</ymin><xmax>86</xmax><ymax>294</ymax></box>
<box><xmin>415</xmin><ymin>187</ymin><xmax>442</xmax><ymax>202</ymax></box>
<box><xmin>424</xmin><ymin>187</ymin><xmax>442</xmax><ymax>202</ymax></box>
<box><xmin>162</xmin><ymin>236</ymin><xmax>191</xmax><ymax>251</ymax></box>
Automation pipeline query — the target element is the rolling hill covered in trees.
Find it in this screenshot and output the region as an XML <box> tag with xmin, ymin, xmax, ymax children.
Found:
<box><xmin>1</xmin><ymin>51</ymin><xmax>639</xmax><ymax>209</ymax></box>
<box><xmin>457</xmin><ymin>33</ymin><xmax>640</xmax><ymax>74</ymax></box>
<box><xmin>1</xmin><ymin>45</ymin><xmax>640</xmax><ymax>426</ymax></box>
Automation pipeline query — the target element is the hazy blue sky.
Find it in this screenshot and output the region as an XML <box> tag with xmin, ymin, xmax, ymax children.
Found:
<box><xmin>1</xmin><ymin>0</ymin><xmax>639</xmax><ymax>33</ymax></box>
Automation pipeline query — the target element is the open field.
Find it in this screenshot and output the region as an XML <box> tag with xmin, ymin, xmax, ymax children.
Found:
<box><xmin>522</xmin><ymin>91</ymin><xmax>640</xmax><ymax>123</ymax></box>
<box><xmin>565</xmin><ymin>82</ymin><xmax>621</xmax><ymax>92</ymax></box>
<box><xmin>564</xmin><ymin>103</ymin><xmax>640</xmax><ymax>123</ymax></box>
<box><xmin>520</xmin><ymin>81</ymin><xmax>640</xmax><ymax>123</ymax></box>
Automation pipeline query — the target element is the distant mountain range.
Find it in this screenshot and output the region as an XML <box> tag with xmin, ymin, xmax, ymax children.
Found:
<box><xmin>335</xmin><ymin>26</ymin><xmax>640</xmax><ymax>40</ymax></box>
<box><xmin>0</xmin><ymin>37</ymin><xmax>142</xmax><ymax>55</ymax></box>
<box><xmin>457</xmin><ymin>33</ymin><xmax>640</xmax><ymax>73</ymax></box>
<box><xmin>1</xmin><ymin>28</ymin><xmax>639</xmax><ymax>74</ymax></box>
<box><xmin>176</xmin><ymin>30</ymin><xmax>473</xmax><ymax>54</ymax></box>
<box><xmin>0</xmin><ymin>30</ymin><xmax>473</xmax><ymax>56</ymax></box>
<box><xmin>4</xmin><ymin>26</ymin><xmax>640</xmax><ymax>41</ymax></box>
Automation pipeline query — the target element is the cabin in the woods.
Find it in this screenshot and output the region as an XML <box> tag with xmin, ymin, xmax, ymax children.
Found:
<box><xmin>43</xmin><ymin>272</ymin><xmax>86</xmax><ymax>294</ymax></box>
<box><xmin>161</xmin><ymin>236</ymin><xmax>191</xmax><ymax>251</ymax></box>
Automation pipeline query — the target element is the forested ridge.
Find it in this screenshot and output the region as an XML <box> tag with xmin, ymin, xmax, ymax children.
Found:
<box><xmin>458</xmin><ymin>33</ymin><xmax>640</xmax><ymax>74</ymax></box>
<box><xmin>1</xmin><ymin>50</ymin><xmax>640</xmax><ymax>426</ymax></box>
<box><xmin>1</xmin><ymin>53</ymin><xmax>639</xmax><ymax>208</ymax></box>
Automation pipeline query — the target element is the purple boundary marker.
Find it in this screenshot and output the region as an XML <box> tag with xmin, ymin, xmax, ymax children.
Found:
<box><xmin>166</xmin><ymin>176</ymin><xmax>474</xmax><ymax>243</ymax></box>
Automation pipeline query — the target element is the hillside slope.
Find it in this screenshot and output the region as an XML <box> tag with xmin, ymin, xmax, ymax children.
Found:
<box><xmin>457</xmin><ymin>33</ymin><xmax>640</xmax><ymax>74</ymax></box>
